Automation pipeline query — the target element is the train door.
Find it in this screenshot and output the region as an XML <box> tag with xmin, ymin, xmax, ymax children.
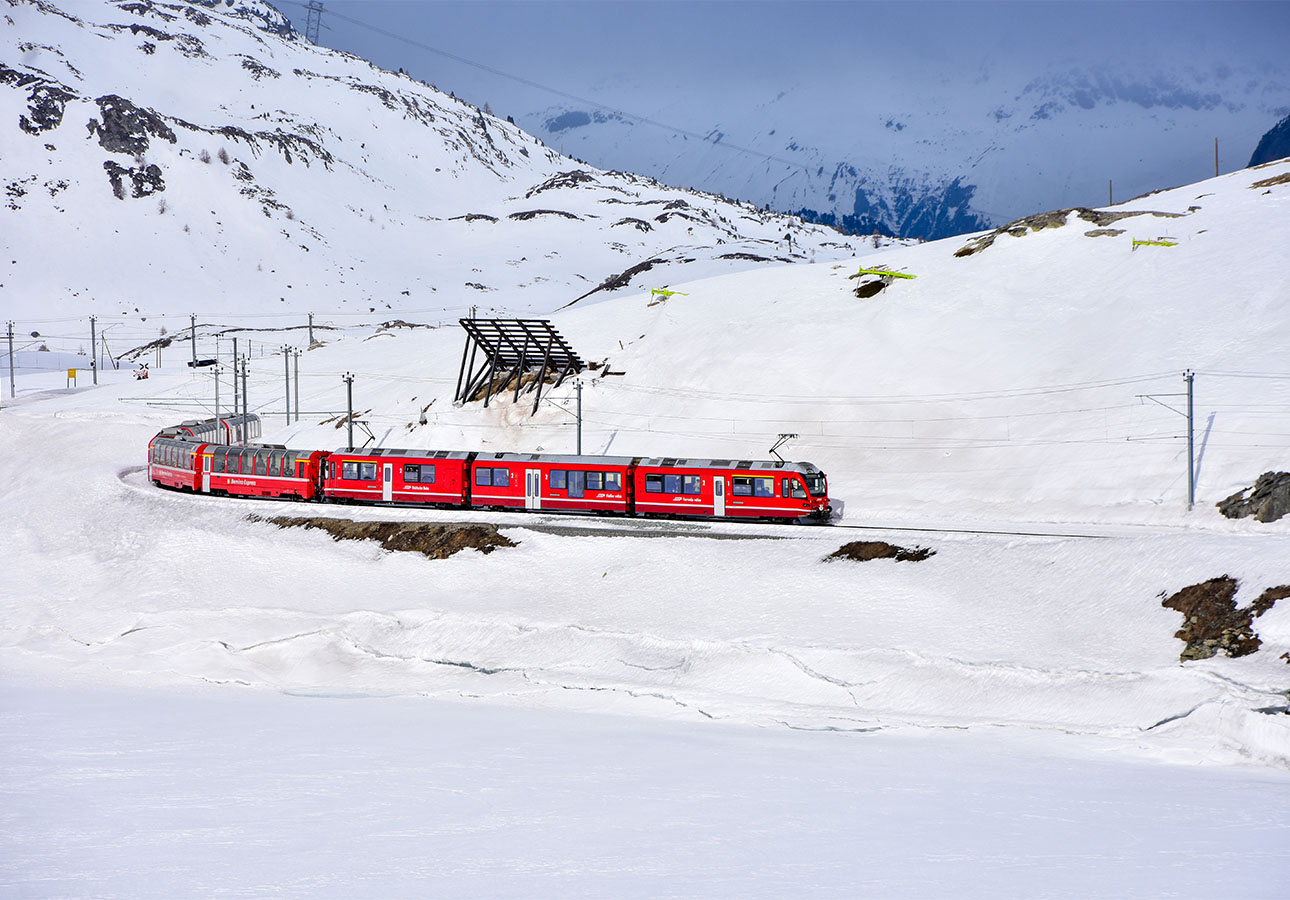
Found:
<box><xmin>525</xmin><ymin>469</ymin><xmax>541</xmax><ymax>510</ymax></box>
<box><xmin>569</xmin><ymin>470</ymin><xmax>585</xmax><ymax>500</ymax></box>
<box><xmin>382</xmin><ymin>463</ymin><xmax>393</xmax><ymax>502</ymax></box>
<box><xmin>714</xmin><ymin>476</ymin><xmax>726</xmax><ymax>516</ymax></box>
<box><xmin>202</xmin><ymin>453</ymin><xmax>211</xmax><ymax>493</ymax></box>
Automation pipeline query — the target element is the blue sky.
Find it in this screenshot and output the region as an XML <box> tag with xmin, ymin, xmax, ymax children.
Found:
<box><xmin>277</xmin><ymin>0</ymin><xmax>1290</xmax><ymax>122</ymax></box>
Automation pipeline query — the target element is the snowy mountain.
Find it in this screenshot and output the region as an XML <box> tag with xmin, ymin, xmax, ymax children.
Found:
<box><xmin>1</xmin><ymin>0</ymin><xmax>872</xmax><ymax>323</ymax></box>
<box><xmin>521</xmin><ymin>61</ymin><xmax>1290</xmax><ymax>241</ymax></box>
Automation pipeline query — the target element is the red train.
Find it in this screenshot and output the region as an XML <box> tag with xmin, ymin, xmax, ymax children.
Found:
<box><xmin>148</xmin><ymin>415</ymin><xmax>833</xmax><ymax>522</ymax></box>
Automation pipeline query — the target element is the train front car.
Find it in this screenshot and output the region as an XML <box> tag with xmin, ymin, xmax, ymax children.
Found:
<box><xmin>633</xmin><ymin>457</ymin><xmax>832</xmax><ymax>522</ymax></box>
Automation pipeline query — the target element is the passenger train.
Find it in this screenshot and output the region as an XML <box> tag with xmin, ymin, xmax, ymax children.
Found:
<box><xmin>148</xmin><ymin>414</ymin><xmax>833</xmax><ymax>522</ymax></box>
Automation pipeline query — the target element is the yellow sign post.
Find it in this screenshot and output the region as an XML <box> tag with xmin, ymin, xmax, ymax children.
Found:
<box><xmin>67</xmin><ymin>368</ymin><xmax>77</xmax><ymax>387</ymax></box>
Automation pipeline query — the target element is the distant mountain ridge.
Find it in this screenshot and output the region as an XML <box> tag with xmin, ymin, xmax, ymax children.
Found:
<box><xmin>520</xmin><ymin>61</ymin><xmax>1289</xmax><ymax>242</ymax></box>
<box><xmin>1249</xmin><ymin>114</ymin><xmax>1290</xmax><ymax>166</ymax></box>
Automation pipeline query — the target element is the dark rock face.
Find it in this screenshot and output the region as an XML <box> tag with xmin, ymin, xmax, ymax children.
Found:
<box><xmin>1217</xmin><ymin>471</ymin><xmax>1290</xmax><ymax>523</ymax></box>
<box><xmin>1161</xmin><ymin>577</ymin><xmax>1286</xmax><ymax>661</ymax></box>
<box><xmin>103</xmin><ymin>160</ymin><xmax>165</xmax><ymax>199</ymax></box>
<box><xmin>20</xmin><ymin>84</ymin><xmax>75</xmax><ymax>135</ymax></box>
<box><xmin>1248</xmin><ymin>114</ymin><xmax>1290</xmax><ymax>167</ymax></box>
<box><xmin>87</xmin><ymin>94</ymin><xmax>176</xmax><ymax>155</ymax></box>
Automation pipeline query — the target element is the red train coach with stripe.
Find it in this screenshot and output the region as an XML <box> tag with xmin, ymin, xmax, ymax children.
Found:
<box><xmin>323</xmin><ymin>449</ymin><xmax>473</xmax><ymax>506</ymax></box>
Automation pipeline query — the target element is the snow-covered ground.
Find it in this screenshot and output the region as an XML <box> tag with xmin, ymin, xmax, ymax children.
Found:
<box><xmin>4</xmin><ymin>160</ymin><xmax>1290</xmax><ymax>895</ymax></box>
<box><xmin>3</xmin><ymin>2</ymin><xmax>1289</xmax><ymax>893</ymax></box>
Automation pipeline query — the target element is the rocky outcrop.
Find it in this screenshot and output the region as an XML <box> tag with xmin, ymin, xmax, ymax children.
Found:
<box><xmin>1217</xmin><ymin>472</ymin><xmax>1290</xmax><ymax>523</ymax></box>
<box><xmin>87</xmin><ymin>94</ymin><xmax>176</xmax><ymax>155</ymax></box>
<box><xmin>1161</xmin><ymin>577</ymin><xmax>1286</xmax><ymax>661</ymax></box>
<box><xmin>1248</xmin><ymin>114</ymin><xmax>1290</xmax><ymax>167</ymax></box>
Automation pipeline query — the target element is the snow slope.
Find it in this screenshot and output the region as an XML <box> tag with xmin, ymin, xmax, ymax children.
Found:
<box><xmin>1</xmin><ymin>0</ymin><xmax>868</xmax><ymax>322</ymax></box>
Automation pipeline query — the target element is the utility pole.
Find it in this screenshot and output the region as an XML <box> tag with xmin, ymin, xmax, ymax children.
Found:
<box><xmin>240</xmin><ymin>355</ymin><xmax>249</xmax><ymax>444</ymax></box>
<box><xmin>1108</xmin><ymin>180</ymin><xmax>1113</xmax><ymax>207</ymax></box>
<box><xmin>307</xmin><ymin>312</ymin><xmax>314</xmax><ymax>348</ymax></box>
<box><xmin>576</xmin><ymin>381</ymin><xmax>583</xmax><ymax>455</ymax></box>
<box><xmin>231</xmin><ymin>337</ymin><xmax>239</xmax><ymax>422</ymax></box>
<box><xmin>190</xmin><ymin>314</ymin><xmax>197</xmax><ymax>366</ymax></box>
<box><xmin>343</xmin><ymin>372</ymin><xmax>355</xmax><ymax>451</ymax></box>
<box><xmin>213</xmin><ymin>364</ymin><xmax>221</xmax><ymax>425</ymax></box>
<box><xmin>1214</xmin><ymin>138</ymin><xmax>1219</xmax><ymax>178</ymax></box>
<box><xmin>1185</xmin><ymin>369</ymin><xmax>1195</xmax><ymax>511</ymax></box>
<box><xmin>282</xmin><ymin>345</ymin><xmax>291</xmax><ymax>424</ymax></box>
<box><xmin>90</xmin><ymin>315</ymin><xmax>97</xmax><ymax>385</ymax></box>
<box><xmin>6</xmin><ymin>321</ymin><xmax>14</xmax><ymax>399</ymax></box>
<box><xmin>292</xmin><ymin>348</ymin><xmax>301</xmax><ymax>423</ymax></box>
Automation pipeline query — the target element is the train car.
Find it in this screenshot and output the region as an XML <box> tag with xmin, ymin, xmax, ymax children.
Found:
<box><xmin>323</xmin><ymin>448</ymin><xmax>473</xmax><ymax>506</ymax></box>
<box><xmin>203</xmin><ymin>443</ymin><xmax>328</xmax><ymax>501</ymax></box>
<box><xmin>469</xmin><ymin>452</ymin><xmax>636</xmax><ymax>514</ymax></box>
<box><xmin>147</xmin><ymin>435</ymin><xmax>204</xmax><ymax>492</ymax></box>
<box><xmin>632</xmin><ymin>457</ymin><xmax>831</xmax><ymax>522</ymax></box>
<box><xmin>158</xmin><ymin>414</ymin><xmax>260</xmax><ymax>445</ymax></box>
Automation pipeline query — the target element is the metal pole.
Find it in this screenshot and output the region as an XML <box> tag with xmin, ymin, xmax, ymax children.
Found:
<box><xmin>1214</xmin><ymin>138</ymin><xmax>1219</xmax><ymax>178</ymax></box>
<box><xmin>231</xmin><ymin>337</ymin><xmax>239</xmax><ymax>420</ymax></box>
<box><xmin>241</xmin><ymin>355</ymin><xmax>249</xmax><ymax>445</ymax></box>
<box><xmin>190</xmin><ymin>314</ymin><xmax>196</xmax><ymax>366</ymax></box>
<box><xmin>293</xmin><ymin>349</ymin><xmax>300</xmax><ymax>423</ymax></box>
<box><xmin>283</xmin><ymin>346</ymin><xmax>291</xmax><ymax>424</ymax></box>
<box><xmin>6</xmin><ymin>321</ymin><xmax>14</xmax><ymax>399</ymax></box>
<box><xmin>1108</xmin><ymin>180</ymin><xmax>1112</xmax><ymax>207</ymax></box>
<box><xmin>1185</xmin><ymin>370</ymin><xmax>1195</xmax><ymax>510</ymax></box>
<box><xmin>343</xmin><ymin>373</ymin><xmax>354</xmax><ymax>451</ymax></box>
<box><xmin>90</xmin><ymin>315</ymin><xmax>97</xmax><ymax>385</ymax></box>
<box><xmin>213</xmin><ymin>364</ymin><xmax>220</xmax><ymax>425</ymax></box>
<box><xmin>576</xmin><ymin>381</ymin><xmax>582</xmax><ymax>455</ymax></box>
<box><xmin>308</xmin><ymin>312</ymin><xmax>314</xmax><ymax>347</ymax></box>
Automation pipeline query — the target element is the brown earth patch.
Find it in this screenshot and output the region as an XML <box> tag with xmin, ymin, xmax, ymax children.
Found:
<box><xmin>1250</xmin><ymin>172</ymin><xmax>1290</xmax><ymax>189</ymax></box>
<box><xmin>1160</xmin><ymin>576</ymin><xmax>1287</xmax><ymax>661</ymax></box>
<box><xmin>256</xmin><ymin>516</ymin><xmax>516</xmax><ymax>559</ymax></box>
<box><xmin>826</xmin><ymin>540</ymin><xmax>935</xmax><ymax>563</ymax></box>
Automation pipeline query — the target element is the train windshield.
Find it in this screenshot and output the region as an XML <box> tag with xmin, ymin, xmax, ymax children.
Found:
<box><xmin>804</xmin><ymin>473</ymin><xmax>827</xmax><ymax>497</ymax></box>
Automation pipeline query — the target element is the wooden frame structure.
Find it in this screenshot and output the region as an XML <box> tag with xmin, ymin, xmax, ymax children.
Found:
<box><xmin>454</xmin><ymin>318</ymin><xmax>585</xmax><ymax>415</ymax></box>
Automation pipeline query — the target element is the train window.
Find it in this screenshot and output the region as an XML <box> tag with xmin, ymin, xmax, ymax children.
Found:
<box><xmin>804</xmin><ymin>474</ymin><xmax>827</xmax><ymax>497</ymax></box>
<box><xmin>255</xmin><ymin>452</ymin><xmax>269</xmax><ymax>476</ymax></box>
<box><xmin>403</xmin><ymin>464</ymin><xmax>420</xmax><ymax>483</ymax></box>
<box><xmin>587</xmin><ymin>471</ymin><xmax>603</xmax><ymax>490</ymax></box>
<box><xmin>270</xmin><ymin>451</ymin><xmax>285</xmax><ymax>476</ymax></box>
<box><xmin>753</xmin><ymin>477</ymin><xmax>774</xmax><ymax>497</ymax></box>
<box><xmin>423</xmin><ymin>464</ymin><xmax>435</xmax><ymax>484</ymax></box>
<box><xmin>551</xmin><ymin>470</ymin><xmax>567</xmax><ymax>490</ymax></box>
<box><xmin>663</xmin><ymin>474</ymin><xmax>683</xmax><ymax>494</ymax></box>
<box><xmin>342</xmin><ymin>461</ymin><xmax>359</xmax><ymax>480</ymax></box>
<box><xmin>645</xmin><ymin>474</ymin><xmax>663</xmax><ymax>493</ymax></box>
<box><xmin>682</xmin><ymin>474</ymin><xmax>701</xmax><ymax>495</ymax></box>
<box><xmin>212</xmin><ymin>452</ymin><xmax>225</xmax><ymax>474</ymax></box>
<box><xmin>494</xmin><ymin>468</ymin><xmax>509</xmax><ymax>488</ymax></box>
<box><xmin>782</xmin><ymin>477</ymin><xmax>806</xmax><ymax>499</ymax></box>
<box><xmin>242</xmin><ymin>450</ymin><xmax>256</xmax><ymax>474</ymax></box>
<box><xmin>476</xmin><ymin>468</ymin><xmax>491</xmax><ymax>486</ymax></box>
<box><xmin>604</xmin><ymin>472</ymin><xmax>622</xmax><ymax>491</ymax></box>
<box><xmin>359</xmin><ymin>462</ymin><xmax>377</xmax><ymax>481</ymax></box>
<box><xmin>732</xmin><ymin>477</ymin><xmax>753</xmax><ymax>496</ymax></box>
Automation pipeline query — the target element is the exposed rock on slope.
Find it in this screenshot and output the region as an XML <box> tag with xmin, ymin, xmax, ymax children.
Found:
<box><xmin>1217</xmin><ymin>472</ymin><xmax>1290</xmax><ymax>523</ymax></box>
